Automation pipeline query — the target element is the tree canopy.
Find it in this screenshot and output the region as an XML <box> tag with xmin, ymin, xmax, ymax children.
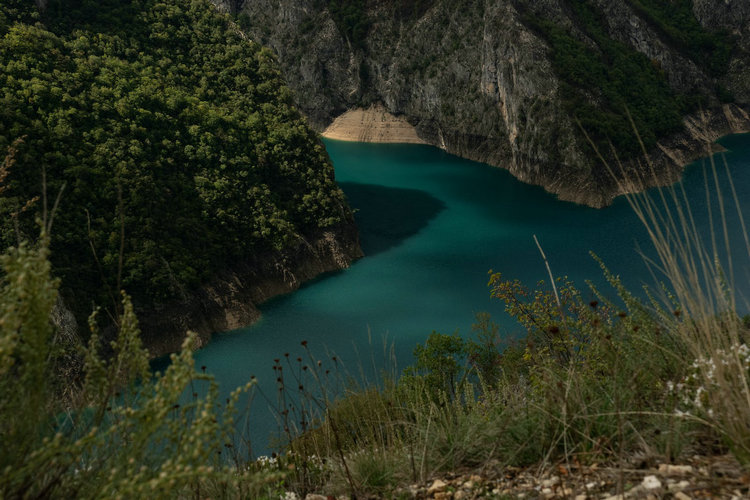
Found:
<box><xmin>0</xmin><ymin>0</ymin><xmax>352</xmax><ymax>319</ymax></box>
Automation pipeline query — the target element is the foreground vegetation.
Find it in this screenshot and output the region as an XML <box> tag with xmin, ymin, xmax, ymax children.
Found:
<box><xmin>260</xmin><ymin>152</ymin><xmax>750</xmax><ymax>498</ymax></box>
<box><xmin>0</xmin><ymin>233</ymin><xmax>287</xmax><ymax>498</ymax></box>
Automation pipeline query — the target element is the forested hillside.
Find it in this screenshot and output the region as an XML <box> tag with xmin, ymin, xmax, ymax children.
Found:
<box><xmin>0</xmin><ymin>0</ymin><xmax>359</xmax><ymax>349</ymax></box>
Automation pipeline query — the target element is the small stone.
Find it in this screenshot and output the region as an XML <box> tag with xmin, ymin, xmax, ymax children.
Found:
<box><xmin>562</xmin><ymin>488</ymin><xmax>573</xmax><ymax>496</ymax></box>
<box><xmin>434</xmin><ymin>492</ymin><xmax>452</xmax><ymax>500</ymax></box>
<box><xmin>469</xmin><ymin>475</ymin><xmax>482</xmax><ymax>482</ymax></box>
<box><xmin>428</xmin><ymin>479</ymin><xmax>448</xmax><ymax>495</ymax></box>
<box><xmin>673</xmin><ymin>492</ymin><xmax>691</xmax><ymax>500</ymax></box>
<box><xmin>642</xmin><ymin>475</ymin><xmax>662</xmax><ymax>490</ymax></box>
<box><xmin>408</xmin><ymin>485</ymin><xmax>421</xmax><ymax>496</ymax></box>
<box><xmin>542</xmin><ymin>477</ymin><xmax>560</xmax><ymax>488</ymax></box>
<box><xmin>462</xmin><ymin>480</ymin><xmax>474</xmax><ymax>489</ymax></box>
<box><xmin>304</xmin><ymin>495</ymin><xmax>327</xmax><ymax>500</ymax></box>
<box><xmin>603</xmin><ymin>495</ymin><xmax>624</xmax><ymax>500</ymax></box>
<box><xmin>453</xmin><ymin>491</ymin><xmax>467</xmax><ymax>500</ymax></box>
<box><xmin>575</xmin><ymin>495</ymin><xmax>587</xmax><ymax>500</ymax></box>
<box><xmin>625</xmin><ymin>485</ymin><xmax>645</xmax><ymax>498</ymax></box>
<box><xmin>541</xmin><ymin>487</ymin><xmax>553</xmax><ymax>495</ymax></box>
<box><xmin>658</xmin><ymin>464</ymin><xmax>693</xmax><ymax>476</ymax></box>
<box><xmin>668</xmin><ymin>480</ymin><xmax>691</xmax><ymax>492</ymax></box>
<box><xmin>585</xmin><ymin>482</ymin><xmax>597</xmax><ymax>490</ymax></box>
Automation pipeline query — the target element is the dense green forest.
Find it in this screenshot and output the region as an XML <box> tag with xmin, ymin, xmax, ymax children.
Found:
<box><xmin>523</xmin><ymin>0</ymin><xmax>732</xmax><ymax>159</ymax></box>
<box><xmin>0</xmin><ymin>0</ymin><xmax>352</xmax><ymax>320</ymax></box>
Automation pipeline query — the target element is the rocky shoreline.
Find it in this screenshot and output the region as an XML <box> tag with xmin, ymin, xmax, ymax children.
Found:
<box><xmin>318</xmin><ymin>103</ymin><xmax>750</xmax><ymax>208</ymax></box>
<box><xmin>504</xmin><ymin>103</ymin><xmax>750</xmax><ymax>208</ymax></box>
<box><xmin>132</xmin><ymin>223</ymin><xmax>362</xmax><ymax>358</ymax></box>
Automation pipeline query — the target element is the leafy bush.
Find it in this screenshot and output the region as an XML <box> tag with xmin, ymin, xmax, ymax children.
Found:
<box><xmin>327</xmin><ymin>0</ymin><xmax>370</xmax><ymax>50</ymax></box>
<box><xmin>402</xmin><ymin>331</ymin><xmax>467</xmax><ymax>401</ymax></box>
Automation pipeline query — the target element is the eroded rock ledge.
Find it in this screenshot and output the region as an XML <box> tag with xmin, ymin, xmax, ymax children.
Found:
<box><xmin>320</xmin><ymin>103</ymin><xmax>750</xmax><ymax>208</ymax></box>
<box><xmin>137</xmin><ymin>222</ymin><xmax>362</xmax><ymax>358</ymax></box>
<box><xmin>321</xmin><ymin>105</ymin><xmax>427</xmax><ymax>144</ymax></box>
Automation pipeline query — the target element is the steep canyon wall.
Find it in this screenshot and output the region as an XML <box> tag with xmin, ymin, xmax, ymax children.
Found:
<box><xmin>219</xmin><ymin>0</ymin><xmax>750</xmax><ymax>206</ymax></box>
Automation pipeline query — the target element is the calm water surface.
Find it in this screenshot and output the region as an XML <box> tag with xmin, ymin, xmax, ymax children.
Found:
<box><xmin>190</xmin><ymin>134</ymin><xmax>750</xmax><ymax>456</ymax></box>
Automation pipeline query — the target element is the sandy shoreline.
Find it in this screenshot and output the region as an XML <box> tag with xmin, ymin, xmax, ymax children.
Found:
<box><xmin>321</xmin><ymin>105</ymin><xmax>427</xmax><ymax>144</ymax></box>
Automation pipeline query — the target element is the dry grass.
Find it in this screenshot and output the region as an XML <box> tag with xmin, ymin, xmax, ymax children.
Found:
<box><xmin>589</xmin><ymin>113</ymin><xmax>750</xmax><ymax>462</ymax></box>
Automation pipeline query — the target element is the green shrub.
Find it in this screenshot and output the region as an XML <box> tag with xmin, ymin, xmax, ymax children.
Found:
<box><xmin>0</xmin><ymin>233</ymin><xmax>282</xmax><ymax>498</ymax></box>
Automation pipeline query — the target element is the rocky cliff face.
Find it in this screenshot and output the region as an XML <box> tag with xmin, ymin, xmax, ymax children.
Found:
<box><xmin>694</xmin><ymin>0</ymin><xmax>750</xmax><ymax>103</ymax></box>
<box><xmin>221</xmin><ymin>0</ymin><xmax>750</xmax><ymax>207</ymax></box>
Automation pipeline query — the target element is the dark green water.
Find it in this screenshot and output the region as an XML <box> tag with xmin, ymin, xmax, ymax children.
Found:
<box><xmin>192</xmin><ymin>134</ymin><xmax>750</xmax><ymax>456</ymax></box>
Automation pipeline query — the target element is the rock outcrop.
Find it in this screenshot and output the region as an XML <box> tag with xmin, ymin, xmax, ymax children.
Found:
<box><xmin>321</xmin><ymin>104</ymin><xmax>427</xmax><ymax>143</ymax></box>
<box><xmin>220</xmin><ymin>0</ymin><xmax>750</xmax><ymax>207</ymax></box>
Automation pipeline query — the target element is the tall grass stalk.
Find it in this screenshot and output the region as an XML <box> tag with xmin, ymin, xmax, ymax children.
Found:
<box><xmin>587</xmin><ymin>114</ymin><xmax>750</xmax><ymax>461</ymax></box>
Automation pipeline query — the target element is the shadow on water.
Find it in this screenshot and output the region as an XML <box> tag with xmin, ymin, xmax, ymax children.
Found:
<box><xmin>340</xmin><ymin>182</ymin><xmax>446</xmax><ymax>256</ymax></box>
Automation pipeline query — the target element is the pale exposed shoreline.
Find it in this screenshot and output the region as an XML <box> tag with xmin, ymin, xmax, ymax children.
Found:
<box><xmin>321</xmin><ymin>105</ymin><xmax>427</xmax><ymax>144</ymax></box>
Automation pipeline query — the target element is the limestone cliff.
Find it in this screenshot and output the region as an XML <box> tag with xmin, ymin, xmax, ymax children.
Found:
<box><xmin>220</xmin><ymin>0</ymin><xmax>750</xmax><ymax>207</ymax></box>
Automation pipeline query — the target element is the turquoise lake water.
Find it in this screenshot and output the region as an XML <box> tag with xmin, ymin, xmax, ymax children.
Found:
<box><xmin>191</xmin><ymin>134</ymin><xmax>750</xmax><ymax>456</ymax></box>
